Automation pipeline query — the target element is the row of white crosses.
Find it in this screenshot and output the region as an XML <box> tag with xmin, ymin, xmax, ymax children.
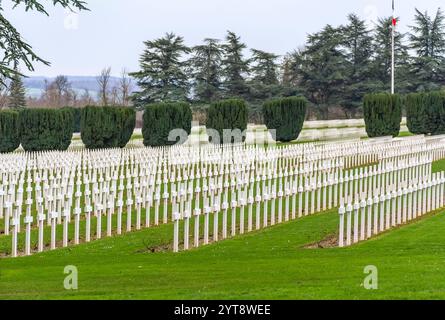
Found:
<box><xmin>2</xmin><ymin>135</ymin><xmax>445</xmax><ymax>257</ymax></box>
<box><xmin>172</xmin><ymin>141</ymin><xmax>445</xmax><ymax>252</ymax></box>
<box><xmin>339</xmin><ymin>153</ymin><xmax>433</xmax><ymax>205</ymax></box>
<box><xmin>1</xmin><ymin>143</ymin><xmax>346</xmax><ymax>257</ymax></box>
<box><xmin>339</xmin><ymin>171</ymin><xmax>445</xmax><ymax>247</ymax></box>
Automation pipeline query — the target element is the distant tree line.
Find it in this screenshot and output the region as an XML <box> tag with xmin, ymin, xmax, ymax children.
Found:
<box><xmin>131</xmin><ymin>9</ymin><xmax>445</xmax><ymax>121</ymax></box>
<box><xmin>1</xmin><ymin>8</ymin><xmax>444</xmax><ymax>122</ymax></box>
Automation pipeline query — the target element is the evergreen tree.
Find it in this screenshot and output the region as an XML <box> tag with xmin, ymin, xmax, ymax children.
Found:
<box><xmin>409</xmin><ymin>8</ymin><xmax>445</xmax><ymax>91</ymax></box>
<box><xmin>296</xmin><ymin>25</ymin><xmax>348</xmax><ymax>119</ymax></box>
<box><xmin>0</xmin><ymin>0</ymin><xmax>88</xmax><ymax>85</ymax></box>
<box><xmin>191</xmin><ymin>38</ymin><xmax>223</xmax><ymax>104</ymax></box>
<box><xmin>280</xmin><ymin>50</ymin><xmax>304</xmax><ymax>97</ymax></box>
<box><xmin>371</xmin><ymin>17</ymin><xmax>411</xmax><ymax>93</ymax></box>
<box><xmin>8</xmin><ymin>72</ymin><xmax>26</xmax><ymax>109</ymax></box>
<box><xmin>221</xmin><ymin>31</ymin><xmax>250</xmax><ymax>99</ymax></box>
<box><xmin>249</xmin><ymin>49</ymin><xmax>281</xmax><ymax>101</ymax></box>
<box><xmin>341</xmin><ymin>14</ymin><xmax>374</xmax><ymax>118</ymax></box>
<box><xmin>131</xmin><ymin>33</ymin><xmax>190</xmax><ymax>108</ymax></box>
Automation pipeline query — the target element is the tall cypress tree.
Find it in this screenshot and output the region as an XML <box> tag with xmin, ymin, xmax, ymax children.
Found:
<box><xmin>409</xmin><ymin>8</ymin><xmax>445</xmax><ymax>91</ymax></box>
<box><xmin>221</xmin><ymin>31</ymin><xmax>250</xmax><ymax>99</ymax></box>
<box><xmin>131</xmin><ymin>33</ymin><xmax>190</xmax><ymax>108</ymax></box>
<box><xmin>191</xmin><ymin>38</ymin><xmax>223</xmax><ymax>104</ymax></box>
<box><xmin>8</xmin><ymin>72</ymin><xmax>26</xmax><ymax>109</ymax></box>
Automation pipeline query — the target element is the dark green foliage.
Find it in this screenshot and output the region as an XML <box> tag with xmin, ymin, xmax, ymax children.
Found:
<box><xmin>191</xmin><ymin>38</ymin><xmax>223</xmax><ymax>104</ymax></box>
<box><xmin>406</xmin><ymin>91</ymin><xmax>445</xmax><ymax>135</ymax></box>
<box><xmin>221</xmin><ymin>31</ymin><xmax>250</xmax><ymax>99</ymax></box>
<box><xmin>263</xmin><ymin>97</ymin><xmax>307</xmax><ymax>142</ymax></box>
<box><xmin>0</xmin><ymin>110</ymin><xmax>20</xmax><ymax>153</ymax></box>
<box><xmin>249</xmin><ymin>49</ymin><xmax>282</xmax><ymax>103</ymax></box>
<box><xmin>371</xmin><ymin>17</ymin><xmax>411</xmax><ymax>94</ymax></box>
<box><xmin>73</xmin><ymin>107</ymin><xmax>81</xmax><ymax>133</ymax></box>
<box><xmin>131</xmin><ymin>33</ymin><xmax>190</xmax><ymax>109</ymax></box>
<box><xmin>8</xmin><ymin>73</ymin><xmax>26</xmax><ymax>109</ymax></box>
<box><xmin>206</xmin><ymin>99</ymin><xmax>248</xmax><ymax>144</ymax></box>
<box><xmin>117</xmin><ymin>107</ymin><xmax>136</xmax><ymax>148</ymax></box>
<box><xmin>409</xmin><ymin>9</ymin><xmax>445</xmax><ymax>91</ymax></box>
<box><xmin>20</xmin><ymin>108</ymin><xmax>74</xmax><ymax>151</ymax></box>
<box><xmin>62</xmin><ymin>107</ymin><xmax>82</xmax><ymax>133</ymax></box>
<box><xmin>81</xmin><ymin>106</ymin><xmax>136</xmax><ymax>149</ymax></box>
<box><xmin>363</xmin><ymin>93</ymin><xmax>402</xmax><ymax>138</ymax></box>
<box><xmin>406</xmin><ymin>93</ymin><xmax>429</xmax><ymax>134</ymax></box>
<box><xmin>142</xmin><ymin>102</ymin><xmax>192</xmax><ymax>147</ymax></box>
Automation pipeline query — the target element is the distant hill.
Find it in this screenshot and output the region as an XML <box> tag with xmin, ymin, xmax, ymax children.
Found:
<box><xmin>23</xmin><ymin>76</ymin><xmax>138</xmax><ymax>99</ymax></box>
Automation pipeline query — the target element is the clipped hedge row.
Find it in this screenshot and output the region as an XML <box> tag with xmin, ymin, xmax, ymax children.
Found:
<box><xmin>262</xmin><ymin>96</ymin><xmax>307</xmax><ymax>142</ymax></box>
<box><xmin>406</xmin><ymin>91</ymin><xmax>445</xmax><ymax>135</ymax></box>
<box><xmin>81</xmin><ymin>106</ymin><xmax>136</xmax><ymax>149</ymax></box>
<box><xmin>19</xmin><ymin>108</ymin><xmax>74</xmax><ymax>152</ymax></box>
<box><xmin>206</xmin><ymin>99</ymin><xmax>248</xmax><ymax>144</ymax></box>
<box><xmin>143</xmin><ymin>102</ymin><xmax>192</xmax><ymax>147</ymax></box>
<box><xmin>364</xmin><ymin>93</ymin><xmax>402</xmax><ymax>138</ymax></box>
<box><xmin>0</xmin><ymin>110</ymin><xmax>20</xmax><ymax>153</ymax></box>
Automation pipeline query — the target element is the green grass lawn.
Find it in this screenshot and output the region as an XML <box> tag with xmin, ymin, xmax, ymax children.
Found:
<box><xmin>0</xmin><ymin>157</ymin><xmax>443</xmax><ymax>300</ymax></box>
<box><xmin>1</xmin><ymin>207</ymin><xmax>445</xmax><ymax>300</ymax></box>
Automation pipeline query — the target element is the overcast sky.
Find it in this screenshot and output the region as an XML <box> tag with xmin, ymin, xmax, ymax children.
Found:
<box><xmin>3</xmin><ymin>0</ymin><xmax>444</xmax><ymax>77</ymax></box>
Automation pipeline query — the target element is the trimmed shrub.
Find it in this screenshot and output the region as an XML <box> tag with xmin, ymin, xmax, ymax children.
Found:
<box><xmin>142</xmin><ymin>102</ymin><xmax>192</xmax><ymax>147</ymax></box>
<box><xmin>406</xmin><ymin>93</ymin><xmax>428</xmax><ymax>135</ymax></box>
<box><xmin>363</xmin><ymin>93</ymin><xmax>402</xmax><ymax>138</ymax></box>
<box><xmin>72</xmin><ymin>107</ymin><xmax>82</xmax><ymax>133</ymax></box>
<box><xmin>206</xmin><ymin>99</ymin><xmax>248</xmax><ymax>144</ymax></box>
<box><xmin>262</xmin><ymin>97</ymin><xmax>307</xmax><ymax>142</ymax></box>
<box><xmin>20</xmin><ymin>108</ymin><xmax>74</xmax><ymax>151</ymax></box>
<box><xmin>0</xmin><ymin>110</ymin><xmax>20</xmax><ymax>153</ymax></box>
<box><xmin>81</xmin><ymin>106</ymin><xmax>136</xmax><ymax>149</ymax></box>
<box><xmin>406</xmin><ymin>91</ymin><xmax>445</xmax><ymax>135</ymax></box>
<box><xmin>62</xmin><ymin>107</ymin><xmax>82</xmax><ymax>133</ymax></box>
<box><xmin>118</xmin><ymin>107</ymin><xmax>137</xmax><ymax>148</ymax></box>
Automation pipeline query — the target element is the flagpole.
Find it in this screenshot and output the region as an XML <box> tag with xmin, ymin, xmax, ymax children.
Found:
<box><xmin>391</xmin><ymin>0</ymin><xmax>395</xmax><ymax>94</ymax></box>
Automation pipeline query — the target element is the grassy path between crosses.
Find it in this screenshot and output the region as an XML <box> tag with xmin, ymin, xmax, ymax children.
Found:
<box><xmin>0</xmin><ymin>160</ymin><xmax>444</xmax><ymax>299</ymax></box>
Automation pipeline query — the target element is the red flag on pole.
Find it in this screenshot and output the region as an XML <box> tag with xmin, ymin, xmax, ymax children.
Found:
<box><xmin>392</xmin><ymin>0</ymin><xmax>397</xmax><ymax>26</ymax></box>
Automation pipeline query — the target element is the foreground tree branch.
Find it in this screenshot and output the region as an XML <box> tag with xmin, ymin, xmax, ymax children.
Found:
<box><xmin>0</xmin><ymin>0</ymin><xmax>89</xmax><ymax>86</ymax></box>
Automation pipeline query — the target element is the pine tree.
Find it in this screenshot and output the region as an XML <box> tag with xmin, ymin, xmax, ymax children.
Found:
<box><xmin>249</xmin><ymin>49</ymin><xmax>281</xmax><ymax>101</ymax></box>
<box><xmin>280</xmin><ymin>51</ymin><xmax>304</xmax><ymax>97</ymax></box>
<box><xmin>131</xmin><ymin>33</ymin><xmax>190</xmax><ymax>108</ymax></box>
<box><xmin>371</xmin><ymin>17</ymin><xmax>411</xmax><ymax>93</ymax></box>
<box><xmin>221</xmin><ymin>31</ymin><xmax>250</xmax><ymax>99</ymax></box>
<box><xmin>8</xmin><ymin>72</ymin><xmax>26</xmax><ymax>109</ymax></box>
<box><xmin>341</xmin><ymin>14</ymin><xmax>374</xmax><ymax>118</ymax></box>
<box><xmin>296</xmin><ymin>25</ymin><xmax>348</xmax><ymax>119</ymax></box>
<box><xmin>409</xmin><ymin>8</ymin><xmax>445</xmax><ymax>91</ymax></box>
<box><xmin>191</xmin><ymin>38</ymin><xmax>223</xmax><ymax>104</ymax></box>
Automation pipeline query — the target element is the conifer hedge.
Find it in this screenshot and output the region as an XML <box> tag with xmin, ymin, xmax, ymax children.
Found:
<box><xmin>62</xmin><ymin>107</ymin><xmax>82</xmax><ymax>133</ymax></box>
<box><xmin>142</xmin><ymin>102</ymin><xmax>192</xmax><ymax>147</ymax></box>
<box><xmin>206</xmin><ymin>99</ymin><xmax>248</xmax><ymax>144</ymax></box>
<box><xmin>81</xmin><ymin>106</ymin><xmax>136</xmax><ymax>149</ymax></box>
<box><xmin>20</xmin><ymin>108</ymin><xmax>74</xmax><ymax>151</ymax></box>
<box><xmin>118</xmin><ymin>107</ymin><xmax>137</xmax><ymax>148</ymax></box>
<box><xmin>406</xmin><ymin>91</ymin><xmax>445</xmax><ymax>135</ymax></box>
<box><xmin>72</xmin><ymin>107</ymin><xmax>82</xmax><ymax>133</ymax></box>
<box><xmin>0</xmin><ymin>110</ymin><xmax>20</xmax><ymax>153</ymax></box>
<box><xmin>262</xmin><ymin>96</ymin><xmax>307</xmax><ymax>142</ymax></box>
<box><xmin>363</xmin><ymin>93</ymin><xmax>402</xmax><ymax>138</ymax></box>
